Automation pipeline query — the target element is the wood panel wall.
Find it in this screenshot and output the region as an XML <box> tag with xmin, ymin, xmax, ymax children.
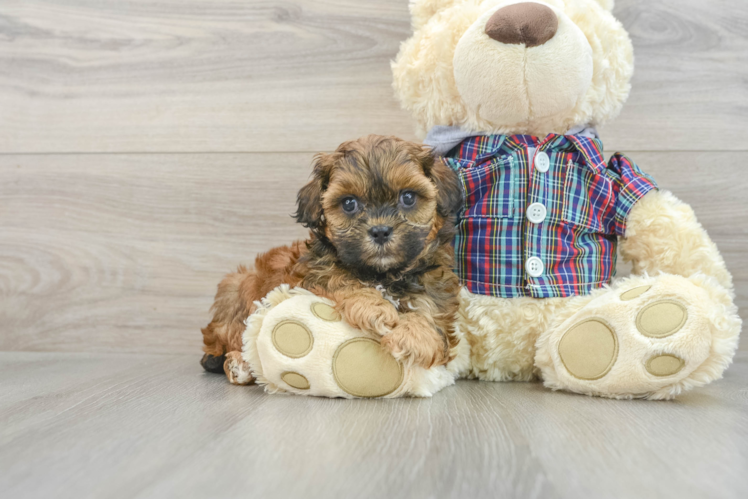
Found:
<box><xmin>1</xmin><ymin>0</ymin><xmax>746</xmax><ymax>353</ymax></box>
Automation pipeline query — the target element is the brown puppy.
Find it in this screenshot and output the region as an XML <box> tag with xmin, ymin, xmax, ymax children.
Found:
<box><xmin>201</xmin><ymin>135</ymin><xmax>463</xmax><ymax>384</ymax></box>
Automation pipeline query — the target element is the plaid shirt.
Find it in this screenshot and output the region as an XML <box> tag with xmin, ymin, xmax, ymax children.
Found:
<box><xmin>443</xmin><ymin>133</ymin><xmax>658</xmax><ymax>298</ymax></box>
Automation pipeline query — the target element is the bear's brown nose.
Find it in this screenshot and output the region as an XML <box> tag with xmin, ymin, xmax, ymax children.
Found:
<box><xmin>485</xmin><ymin>2</ymin><xmax>558</xmax><ymax>47</ymax></box>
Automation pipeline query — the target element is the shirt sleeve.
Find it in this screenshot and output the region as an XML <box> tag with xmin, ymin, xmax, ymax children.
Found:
<box><xmin>606</xmin><ymin>154</ymin><xmax>658</xmax><ymax>236</ymax></box>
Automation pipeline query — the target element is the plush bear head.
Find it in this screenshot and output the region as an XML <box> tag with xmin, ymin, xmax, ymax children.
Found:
<box><xmin>392</xmin><ymin>0</ymin><xmax>633</xmax><ymax>138</ymax></box>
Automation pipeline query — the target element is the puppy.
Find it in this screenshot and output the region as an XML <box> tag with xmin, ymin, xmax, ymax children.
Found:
<box><xmin>201</xmin><ymin>135</ymin><xmax>463</xmax><ymax>384</ymax></box>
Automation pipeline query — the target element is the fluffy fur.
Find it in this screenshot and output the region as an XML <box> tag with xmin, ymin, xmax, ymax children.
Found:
<box><xmin>615</xmin><ymin>190</ymin><xmax>740</xmax><ymax>398</ymax></box>
<box><xmin>392</xmin><ymin>0</ymin><xmax>633</xmax><ymax>137</ymax></box>
<box><xmin>202</xmin><ymin>135</ymin><xmax>464</xmax><ymax>383</ymax></box>
<box><xmin>206</xmin><ymin>0</ymin><xmax>742</xmax><ymax>400</ymax></box>
<box><xmin>392</xmin><ymin>0</ymin><xmax>740</xmax><ymax>399</ymax></box>
<box><xmin>534</xmin><ymin>272</ymin><xmax>740</xmax><ymax>400</ymax></box>
<box><xmin>448</xmin><ymin>190</ymin><xmax>742</xmax><ymax>400</ymax></box>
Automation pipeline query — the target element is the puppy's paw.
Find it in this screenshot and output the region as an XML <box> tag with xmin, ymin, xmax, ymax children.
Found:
<box><xmin>380</xmin><ymin>314</ymin><xmax>448</xmax><ymax>369</ymax></box>
<box><xmin>337</xmin><ymin>295</ymin><xmax>399</xmax><ymax>336</ymax></box>
<box><xmin>224</xmin><ymin>351</ymin><xmax>254</xmax><ymax>385</ymax></box>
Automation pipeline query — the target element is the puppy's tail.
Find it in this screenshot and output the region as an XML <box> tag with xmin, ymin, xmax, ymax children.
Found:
<box><xmin>200</xmin><ymin>321</ymin><xmax>229</xmax><ymax>373</ymax></box>
<box><xmin>200</xmin><ymin>319</ymin><xmax>245</xmax><ymax>374</ymax></box>
<box><xmin>200</xmin><ymin>353</ymin><xmax>226</xmax><ymax>373</ymax></box>
<box><xmin>199</xmin><ymin>243</ymin><xmax>305</xmax><ymax>375</ymax></box>
<box><xmin>200</xmin><ymin>265</ymin><xmax>258</xmax><ymax>374</ymax></box>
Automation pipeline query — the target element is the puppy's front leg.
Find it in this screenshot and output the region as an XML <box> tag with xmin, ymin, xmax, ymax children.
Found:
<box><xmin>333</xmin><ymin>287</ymin><xmax>399</xmax><ymax>336</ymax></box>
<box><xmin>381</xmin><ymin>313</ymin><xmax>449</xmax><ymax>368</ymax></box>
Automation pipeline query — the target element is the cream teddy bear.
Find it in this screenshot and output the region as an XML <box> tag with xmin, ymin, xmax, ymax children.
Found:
<box><xmin>390</xmin><ymin>0</ymin><xmax>741</xmax><ymax>399</ymax></box>
<box><xmin>240</xmin><ymin>0</ymin><xmax>740</xmax><ymax>400</ymax></box>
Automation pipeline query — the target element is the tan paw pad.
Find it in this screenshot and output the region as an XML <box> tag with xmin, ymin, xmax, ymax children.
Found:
<box><xmin>281</xmin><ymin>371</ymin><xmax>310</xmax><ymax>390</ymax></box>
<box><xmin>636</xmin><ymin>300</ymin><xmax>688</xmax><ymax>338</ymax></box>
<box><xmin>620</xmin><ymin>285</ymin><xmax>652</xmax><ymax>301</ymax></box>
<box><xmin>558</xmin><ymin>319</ymin><xmax>618</xmax><ymax>380</ymax></box>
<box><xmin>272</xmin><ymin>320</ymin><xmax>313</xmax><ymax>358</ymax></box>
<box><xmin>332</xmin><ymin>338</ymin><xmax>403</xmax><ymax>398</ymax></box>
<box><xmin>311</xmin><ymin>302</ymin><xmax>341</xmax><ymax>322</ymax></box>
<box><xmin>646</xmin><ymin>354</ymin><xmax>685</xmax><ymax>377</ymax></box>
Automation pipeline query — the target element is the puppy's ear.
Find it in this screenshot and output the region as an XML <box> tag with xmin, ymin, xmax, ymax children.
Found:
<box><xmin>414</xmin><ymin>145</ymin><xmax>463</xmax><ymax>218</ymax></box>
<box><xmin>295</xmin><ymin>152</ymin><xmax>335</xmax><ymax>236</ymax></box>
<box><xmin>430</xmin><ymin>157</ymin><xmax>463</xmax><ymax>218</ymax></box>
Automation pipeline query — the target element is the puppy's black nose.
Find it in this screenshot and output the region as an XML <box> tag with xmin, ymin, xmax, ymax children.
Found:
<box><xmin>369</xmin><ymin>225</ymin><xmax>393</xmax><ymax>245</ymax></box>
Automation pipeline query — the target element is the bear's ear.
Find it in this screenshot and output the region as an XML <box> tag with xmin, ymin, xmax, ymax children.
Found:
<box><xmin>594</xmin><ymin>0</ymin><xmax>614</xmax><ymax>11</ymax></box>
<box><xmin>409</xmin><ymin>0</ymin><xmax>462</xmax><ymax>30</ymax></box>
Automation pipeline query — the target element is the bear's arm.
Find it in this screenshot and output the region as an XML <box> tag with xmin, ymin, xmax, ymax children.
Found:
<box><xmin>619</xmin><ymin>189</ymin><xmax>733</xmax><ymax>291</ymax></box>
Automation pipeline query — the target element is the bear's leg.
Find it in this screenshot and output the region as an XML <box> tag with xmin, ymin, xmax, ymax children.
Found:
<box><xmin>455</xmin><ymin>288</ymin><xmax>566</xmax><ymax>381</ymax></box>
<box><xmin>534</xmin><ymin>274</ymin><xmax>741</xmax><ymax>399</ymax></box>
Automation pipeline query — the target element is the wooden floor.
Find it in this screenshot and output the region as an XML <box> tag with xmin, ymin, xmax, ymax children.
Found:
<box><xmin>1</xmin><ymin>351</ymin><xmax>747</xmax><ymax>498</ymax></box>
<box><xmin>1</xmin><ymin>0</ymin><xmax>747</xmax><ymax>497</ymax></box>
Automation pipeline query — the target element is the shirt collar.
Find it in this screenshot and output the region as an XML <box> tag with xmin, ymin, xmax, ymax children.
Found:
<box><xmin>563</xmin><ymin>134</ymin><xmax>606</xmax><ymax>172</ymax></box>
<box><xmin>424</xmin><ymin>125</ymin><xmax>599</xmax><ymax>155</ymax></box>
<box><xmin>428</xmin><ymin>126</ymin><xmax>605</xmax><ymax>173</ymax></box>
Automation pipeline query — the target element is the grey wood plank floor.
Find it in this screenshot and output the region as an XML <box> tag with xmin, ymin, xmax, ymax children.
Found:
<box><xmin>1</xmin><ymin>351</ymin><xmax>747</xmax><ymax>498</ymax></box>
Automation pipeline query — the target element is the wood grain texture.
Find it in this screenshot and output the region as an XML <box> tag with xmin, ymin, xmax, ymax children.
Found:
<box><xmin>0</xmin><ymin>151</ymin><xmax>745</xmax><ymax>354</ymax></box>
<box><xmin>1</xmin><ymin>2</ymin><xmax>745</xmax><ymax>496</ymax></box>
<box><xmin>0</xmin><ymin>153</ymin><xmax>311</xmax><ymax>353</ymax></box>
<box><xmin>0</xmin><ymin>0</ymin><xmax>414</xmax><ymax>153</ymax></box>
<box><xmin>1</xmin><ymin>350</ymin><xmax>747</xmax><ymax>498</ymax></box>
<box><xmin>1</xmin><ymin>0</ymin><xmax>747</xmax><ymax>153</ymax></box>
<box><xmin>604</xmin><ymin>0</ymin><xmax>748</xmax><ymax>151</ymax></box>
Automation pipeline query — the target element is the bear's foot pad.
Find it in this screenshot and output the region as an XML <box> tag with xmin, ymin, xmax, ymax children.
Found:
<box><xmin>333</xmin><ymin>338</ymin><xmax>404</xmax><ymax>398</ymax></box>
<box><xmin>645</xmin><ymin>354</ymin><xmax>685</xmax><ymax>377</ymax></box>
<box><xmin>635</xmin><ymin>300</ymin><xmax>688</xmax><ymax>338</ymax></box>
<box><xmin>559</xmin><ymin>292</ymin><xmax>692</xmax><ymax>383</ymax></box>
<box><xmin>281</xmin><ymin>371</ymin><xmax>310</xmax><ymax>390</ymax></box>
<box><xmin>620</xmin><ymin>285</ymin><xmax>651</xmax><ymax>301</ymax></box>
<box><xmin>311</xmin><ymin>302</ymin><xmax>341</xmax><ymax>322</ymax></box>
<box><xmin>539</xmin><ymin>275</ymin><xmax>717</xmax><ymax>398</ymax></box>
<box><xmin>558</xmin><ymin>319</ymin><xmax>618</xmax><ymax>380</ymax></box>
<box><xmin>272</xmin><ymin>321</ymin><xmax>314</xmax><ymax>358</ymax></box>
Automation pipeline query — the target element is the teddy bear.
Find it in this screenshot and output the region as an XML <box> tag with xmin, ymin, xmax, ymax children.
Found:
<box><xmin>239</xmin><ymin>0</ymin><xmax>741</xmax><ymax>400</ymax></box>
<box><xmin>389</xmin><ymin>0</ymin><xmax>741</xmax><ymax>399</ymax></box>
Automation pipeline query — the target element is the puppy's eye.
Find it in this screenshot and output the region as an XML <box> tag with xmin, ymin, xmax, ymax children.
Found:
<box><xmin>399</xmin><ymin>190</ymin><xmax>417</xmax><ymax>208</ymax></box>
<box><xmin>341</xmin><ymin>197</ymin><xmax>359</xmax><ymax>214</ymax></box>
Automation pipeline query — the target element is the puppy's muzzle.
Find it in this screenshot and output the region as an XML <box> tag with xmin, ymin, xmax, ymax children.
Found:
<box><xmin>369</xmin><ymin>225</ymin><xmax>393</xmax><ymax>246</ymax></box>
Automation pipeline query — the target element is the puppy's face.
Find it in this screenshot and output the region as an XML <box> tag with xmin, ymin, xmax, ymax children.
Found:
<box><xmin>296</xmin><ymin>135</ymin><xmax>462</xmax><ymax>276</ymax></box>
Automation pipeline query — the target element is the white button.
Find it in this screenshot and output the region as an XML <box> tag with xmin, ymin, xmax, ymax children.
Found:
<box><xmin>526</xmin><ymin>257</ymin><xmax>544</xmax><ymax>278</ymax></box>
<box><xmin>526</xmin><ymin>203</ymin><xmax>547</xmax><ymax>224</ymax></box>
<box><xmin>535</xmin><ymin>151</ymin><xmax>550</xmax><ymax>172</ymax></box>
